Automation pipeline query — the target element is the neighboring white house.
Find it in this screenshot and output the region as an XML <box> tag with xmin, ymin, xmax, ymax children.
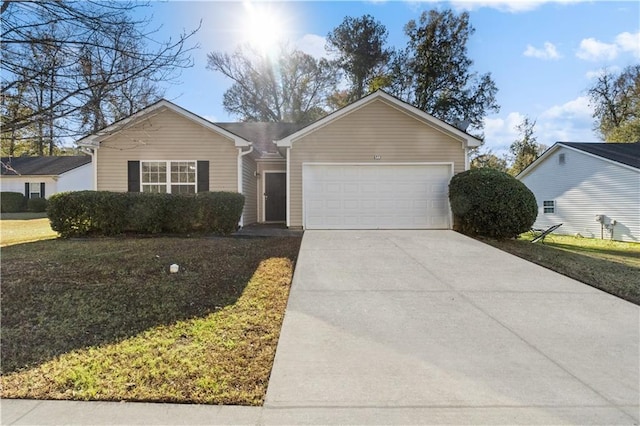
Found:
<box><xmin>0</xmin><ymin>156</ymin><xmax>93</xmax><ymax>199</ymax></box>
<box><xmin>517</xmin><ymin>142</ymin><xmax>640</xmax><ymax>242</ymax></box>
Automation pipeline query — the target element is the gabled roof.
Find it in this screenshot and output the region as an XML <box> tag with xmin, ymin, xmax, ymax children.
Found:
<box><xmin>1</xmin><ymin>156</ymin><xmax>91</xmax><ymax>176</ymax></box>
<box><xmin>215</xmin><ymin>122</ymin><xmax>306</xmax><ymax>155</ymax></box>
<box><xmin>517</xmin><ymin>142</ymin><xmax>640</xmax><ymax>179</ymax></box>
<box><xmin>76</xmin><ymin>99</ymin><xmax>251</xmax><ymax>148</ymax></box>
<box><xmin>275</xmin><ymin>90</ymin><xmax>483</xmax><ymax>148</ymax></box>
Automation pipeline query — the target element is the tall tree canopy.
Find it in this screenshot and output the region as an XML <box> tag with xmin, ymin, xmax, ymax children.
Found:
<box><xmin>1</xmin><ymin>1</ymin><xmax>198</xmax><ymax>155</ymax></box>
<box><xmin>326</xmin><ymin>14</ymin><xmax>392</xmax><ymax>103</ymax></box>
<box><xmin>587</xmin><ymin>65</ymin><xmax>640</xmax><ymax>142</ymax></box>
<box><xmin>207</xmin><ymin>45</ymin><xmax>336</xmax><ymax>123</ymax></box>
<box><xmin>392</xmin><ymin>9</ymin><xmax>499</xmax><ymax>133</ymax></box>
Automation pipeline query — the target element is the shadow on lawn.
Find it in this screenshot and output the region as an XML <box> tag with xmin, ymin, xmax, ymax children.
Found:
<box><xmin>544</xmin><ymin>241</ymin><xmax>640</xmax><ymax>261</ymax></box>
<box><xmin>486</xmin><ymin>238</ymin><xmax>640</xmax><ymax>306</ymax></box>
<box><xmin>0</xmin><ymin>236</ymin><xmax>302</xmax><ymax>375</ymax></box>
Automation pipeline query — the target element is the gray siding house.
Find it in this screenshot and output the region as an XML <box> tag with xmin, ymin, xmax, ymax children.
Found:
<box><xmin>517</xmin><ymin>142</ymin><xmax>640</xmax><ymax>242</ymax></box>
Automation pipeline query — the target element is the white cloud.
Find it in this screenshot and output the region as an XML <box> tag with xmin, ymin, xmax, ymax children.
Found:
<box><xmin>615</xmin><ymin>31</ymin><xmax>640</xmax><ymax>58</ymax></box>
<box><xmin>576</xmin><ymin>38</ymin><xmax>618</xmax><ymax>61</ymax></box>
<box><xmin>540</xmin><ymin>96</ymin><xmax>592</xmax><ymax>120</ymax></box>
<box><xmin>482</xmin><ymin>96</ymin><xmax>597</xmax><ymax>155</ymax></box>
<box><xmin>523</xmin><ymin>42</ymin><xmax>561</xmax><ymax>60</ymax></box>
<box><xmin>585</xmin><ymin>66</ymin><xmax>621</xmax><ymax>80</ymax></box>
<box><xmin>576</xmin><ymin>31</ymin><xmax>640</xmax><ymax>62</ymax></box>
<box><xmin>295</xmin><ymin>34</ymin><xmax>329</xmax><ymax>59</ymax></box>
<box><xmin>448</xmin><ymin>0</ymin><xmax>584</xmax><ymax>13</ymax></box>
<box><xmin>482</xmin><ymin>112</ymin><xmax>526</xmax><ymax>153</ymax></box>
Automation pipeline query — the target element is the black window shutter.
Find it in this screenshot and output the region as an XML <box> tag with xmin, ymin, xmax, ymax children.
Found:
<box><xmin>197</xmin><ymin>161</ymin><xmax>209</xmax><ymax>192</ymax></box>
<box><xmin>40</xmin><ymin>182</ymin><xmax>45</xmax><ymax>198</ymax></box>
<box><xmin>24</xmin><ymin>182</ymin><xmax>29</xmax><ymax>199</ymax></box>
<box><xmin>127</xmin><ymin>161</ymin><xmax>140</xmax><ymax>192</ymax></box>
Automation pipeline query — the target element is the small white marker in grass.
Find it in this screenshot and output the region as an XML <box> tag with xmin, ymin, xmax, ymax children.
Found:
<box><xmin>169</xmin><ymin>264</ymin><xmax>179</xmax><ymax>274</ymax></box>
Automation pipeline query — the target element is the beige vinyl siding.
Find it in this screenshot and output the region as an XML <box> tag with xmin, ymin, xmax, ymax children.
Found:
<box><xmin>288</xmin><ymin>99</ymin><xmax>466</xmax><ymax>228</ymax></box>
<box><xmin>257</xmin><ymin>160</ymin><xmax>286</xmax><ymax>222</ymax></box>
<box><xmin>242</xmin><ymin>155</ymin><xmax>257</xmax><ymax>225</ymax></box>
<box><xmin>96</xmin><ymin>107</ymin><xmax>238</xmax><ymax>192</ymax></box>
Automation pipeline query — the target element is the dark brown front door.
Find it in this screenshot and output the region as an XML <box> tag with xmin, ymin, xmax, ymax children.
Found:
<box><xmin>265</xmin><ymin>173</ymin><xmax>286</xmax><ymax>222</ymax></box>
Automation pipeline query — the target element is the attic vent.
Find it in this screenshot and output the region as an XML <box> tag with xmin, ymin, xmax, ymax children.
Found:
<box><xmin>558</xmin><ymin>153</ymin><xmax>565</xmax><ymax>165</ymax></box>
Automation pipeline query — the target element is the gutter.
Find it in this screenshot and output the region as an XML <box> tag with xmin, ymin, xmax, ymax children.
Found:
<box><xmin>237</xmin><ymin>145</ymin><xmax>254</xmax><ymax>228</ymax></box>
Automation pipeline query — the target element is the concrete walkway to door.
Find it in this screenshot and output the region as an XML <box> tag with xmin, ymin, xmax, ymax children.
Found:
<box><xmin>264</xmin><ymin>230</ymin><xmax>640</xmax><ymax>425</ymax></box>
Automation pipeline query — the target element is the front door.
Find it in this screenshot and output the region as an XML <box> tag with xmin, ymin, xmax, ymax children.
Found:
<box><xmin>265</xmin><ymin>172</ymin><xmax>286</xmax><ymax>222</ymax></box>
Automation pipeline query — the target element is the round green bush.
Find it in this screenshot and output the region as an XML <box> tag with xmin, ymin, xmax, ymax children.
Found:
<box><xmin>1</xmin><ymin>192</ymin><xmax>26</xmax><ymax>213</ymax></box>
<box><xmin>449</xmin><ymin>168</ymin><xmax>537</xmax><ymax>239</ymax></box>
<box><xmin>27</xmin><ymin>197</ymin><xmax>48</xmax><ymax>212</ymax></box>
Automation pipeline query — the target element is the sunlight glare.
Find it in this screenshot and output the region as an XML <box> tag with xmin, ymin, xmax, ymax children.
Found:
<box><xmin>241</xmin><ymin>2</ymin><xmax>286</xmax><ymax>55</ymax></box>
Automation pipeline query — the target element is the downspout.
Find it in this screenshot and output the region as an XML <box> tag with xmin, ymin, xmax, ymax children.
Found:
<box><xmin>286</xmin><ymin>147</ymin><xmax>291</xmax><ymax>228</ymax></box>
<box><xmin>464</xmin><ymin>141</ymin><xmax>470</xmax><ymax>171</ymax></box>
<box><xmin>80</xmin><ymin>146</ymin><xmax>97</xmax><ymax>190</ymax></box>
<box><xmin>237</xmin><ymin>145</ymin><xmax>254</xmax><ymax>228</ymax></box>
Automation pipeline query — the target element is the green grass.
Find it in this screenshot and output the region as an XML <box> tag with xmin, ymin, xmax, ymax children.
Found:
<box><xmin>1</xmin><ymin>236</ymin><xmax>302</xmax><ymax>404</ymax></box>
<box><xmin>484</xmin><ymin>233</ymin><xmax>640</xmax><ymax>305</ymax></box>
<box><xmin>0</xmin><ymin>214</ymin><xmax>56</xmax><ymax>246</ymax></box>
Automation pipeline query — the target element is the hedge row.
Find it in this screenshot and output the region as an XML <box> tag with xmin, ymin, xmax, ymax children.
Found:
<box><xmin>1</xmin><ymin>192</ymin><xmax>48</xmax><ymax>213</ymax></box>
<box><xmin>47</xmin><ymin>191</ymin><xmax>245</xmax><ymax>238</ymax></box>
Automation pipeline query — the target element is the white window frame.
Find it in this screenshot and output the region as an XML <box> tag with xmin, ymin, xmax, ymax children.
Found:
<box><xmin>29</xmin><ymin>182</ymin><xmax>41</xmax><ymax>199</ymax></box>
<box><xmin>543</xmin><ymin>200</ymin><xmax>555</xmax><ymax>214</ymax></box>
<box><xmin>140</xmin><ymin>160</ymin><xmax>197</xmax><ymax>194</ymax></box>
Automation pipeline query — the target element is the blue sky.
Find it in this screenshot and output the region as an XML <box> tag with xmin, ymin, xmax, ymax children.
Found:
<box><xmin>144</xmin><ymin>1</ymin><xmax>640</xmax><ymax>156</ymax></box>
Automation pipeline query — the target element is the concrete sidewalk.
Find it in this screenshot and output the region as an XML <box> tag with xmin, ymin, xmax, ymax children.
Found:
<box><xmin>2</xmin><ymin>230</ymin><xmax>639</xmax><ymax>425</ymax></box>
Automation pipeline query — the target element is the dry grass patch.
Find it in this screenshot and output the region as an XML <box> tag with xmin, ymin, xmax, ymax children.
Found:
<box><xmin>0</xmin><ymin>214</ymin><xmax>56</xmax><ymax>246</ymax></box>
<box><xmin>1</xmin><ymin>236</ymin><xmax>301</xmax><ymax>404</ymax></box>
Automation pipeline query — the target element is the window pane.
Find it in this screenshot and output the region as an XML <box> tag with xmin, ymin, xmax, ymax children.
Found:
<box><xmin>172</xmin><ymin>185</ymin><xmax>195</xmax><ymax>194</ymax></box>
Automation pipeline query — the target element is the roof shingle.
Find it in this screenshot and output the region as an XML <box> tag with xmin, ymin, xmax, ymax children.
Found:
<box><xmin>1</xmin><ymin>156</ymin><xmax>91</xmax><ymax>176</ymax></box>
<box><xmin>560</xmin><ymin>142</ymin><xmax>640</xmax><ymax>169</ymax></box>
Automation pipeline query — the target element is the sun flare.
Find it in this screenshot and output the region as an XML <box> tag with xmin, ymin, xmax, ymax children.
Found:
<box><xmin>241</xmin><ymin>2</ymin><xmax>286</xmax><ymax>55</ymax></box>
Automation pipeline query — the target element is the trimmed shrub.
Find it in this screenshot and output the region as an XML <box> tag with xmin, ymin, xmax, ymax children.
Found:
<box><xmin>47</xmin><ymin>191</ymin><xmax>245</xmax><ymax>238</ymax></box>
<box><xmin>27</xmin><ymin>197</ymin><xmax>48</xmax><ymax>213</ymax></box>
<box><xmin>198</xmin><ymin>192</ymin><xmax>245</xmax><ymax>235</ymax></box>
<box><xmin>449</xmin><ymin>168</ymin><xmax>537</xmax><ymax>239</ymax></box>
<box><xmin>1</xmin><ymin>192</ymin><xmax>25</xmax><ymax>213</ymax></box>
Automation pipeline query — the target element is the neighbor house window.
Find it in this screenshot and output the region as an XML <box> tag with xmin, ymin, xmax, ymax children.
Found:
<box><xmin>141</xmin><ymin>161</ymin><xmax>196</xmax><ymax>194</ymax></box>
<box><xmin>558</xmin><ymin>153</ymin><xmax>565</xmax><ymax>165</ymax></box>
<box><xmin>543</xmin><ymin>200</ymin><xmax>555</xmax><ymax>214</ymax></box>
<box><xmin>29</xmin><ymin>182</ymin><xmax>41</xmax><ymax>198</ymax></box>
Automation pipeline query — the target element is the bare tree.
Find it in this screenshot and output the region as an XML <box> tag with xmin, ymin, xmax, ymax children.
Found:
<box><xmin>1</xmin><ymin>1</ymin><xmax>199</xmax><ymax>150</ymax></box>
<box><xmin>208</xmin><ymin>45</ymin><xmax>337</xmax><ymax>123</ymax></box>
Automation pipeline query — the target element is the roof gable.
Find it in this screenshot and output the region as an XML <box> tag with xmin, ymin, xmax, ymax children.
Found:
<box><xmin>1</xmin><ymin>156</ymin><xmax>91</xmax><ymax>176</ymax></box>
<box><xmin>77</xmin><ymin>99</ymin><xmax>251</xmax><ymax>148</ymax></box>
<box><xmin>275</xmin><ymin>91</ymin><xmax>482</xmax><ymax>148</ymax></box>
<box><xmin>517</xmin><ymin>142</ymin><xmax>640</xmax><ymax>179</ymax></box>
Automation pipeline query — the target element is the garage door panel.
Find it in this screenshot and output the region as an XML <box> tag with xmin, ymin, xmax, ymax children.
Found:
<box><xmin>303</xmin><ymin>164</ymin><xmax>451</xmax><ymax>230</ymax></box>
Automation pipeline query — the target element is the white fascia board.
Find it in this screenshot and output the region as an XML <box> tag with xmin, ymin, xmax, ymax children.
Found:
<box><xmin>517</xmin><ymin>142</ymin><xmax>640</xmax><ymax>180</ymax></box>
<box><xmin>516</xmin><ymin>143</ymin><xmax>560</xmax><ymax>180</ymax></box>
<box><xmin>274</xmin><ymin>91</ymin><xmax>481</xmax><ymax>148</ymax></box>
<box><xmin>77</xmin><ymin>99</ymin><xmax>251</xmax><ymax>148</ymax></box>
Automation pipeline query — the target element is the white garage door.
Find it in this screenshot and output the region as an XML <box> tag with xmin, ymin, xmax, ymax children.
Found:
<box><xmin>303</xmin><ymin>164</ymin><xmax>452</xmax><ymax>230</ymax></box>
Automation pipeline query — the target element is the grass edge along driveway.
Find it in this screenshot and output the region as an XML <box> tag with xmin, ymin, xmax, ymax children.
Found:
<box><xmin>1</xmin><ymin>237</ymin><xmax>301</xmax><ymax>405</ymax></box>
<box><xmin>483</xmin><ymin>233</ymin><xmax>640</xmax><ymax>305</ymax></box>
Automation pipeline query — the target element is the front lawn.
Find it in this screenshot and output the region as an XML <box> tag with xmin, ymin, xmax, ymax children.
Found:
<box><xmin>1</xmin><ymin>236</ymin><xmax>302</xmax><ymax>404</ymax></box>
<box><xmin>0</xmin><ymin>213</ymin><xmax>56</xmax><ymax>246</ymax></box>
<box><xmin>484</xmin><ymin>234</ymin><xmax>640</xmax><ymax>305</ymax></box>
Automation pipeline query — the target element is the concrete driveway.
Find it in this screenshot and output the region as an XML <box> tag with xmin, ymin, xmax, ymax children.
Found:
<box><xmin>264</xmin><ymin>231</ymin><xmax>640</xmax><ymax>425</ymax></box>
